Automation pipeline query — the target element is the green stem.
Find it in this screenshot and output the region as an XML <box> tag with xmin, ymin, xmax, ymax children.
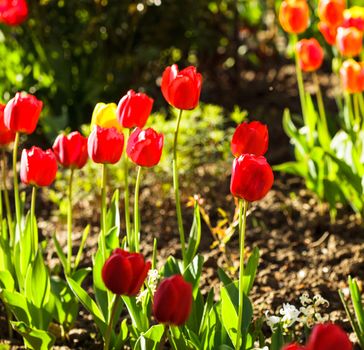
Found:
<box><xmin>134</xmin><ymin>166</ymin><xmax>142</xmax><ymax>253</ymax></box>
<box><xmin>2</xmin><ymin>149</ymin><xmax>13</xmax><ymax>241</ymax></box>
<box><xmin>101</xmin><ymin>164</ymin><xmax>107</xmax><ymax>262</ymax></box>
<box><xmin>124</xmin><ymin>129</ymin><xmax>132</xmax><ymax>250</ymax></box>
<box><xmin>354</xmin><ymin>93</ymin><xmax>360</xmax><ymax>132</ymax></box>
<box><xmin>313</xmin><ymin>72</ymin><xmax>329</xmax><ymax>140</ymax></box>
<box><xmin>235</xmin><ymin>199</ymin><xmax>248</xmax><ymax>350</ymax></box>
<box><xmin>67</xmin><ymin>168</ymin><xmax>74</xmax><ymax>275</ymax></box>
<box><xmin>345</xmin><ymin>93</ymin><xmax>355</xmax><ymax>135</ymax></box>
<box><xmin>173</xmin><ymin>109</ymin><xmax>186</xmax><ymax>267</ymax></box>
<box><xmin>30</xmin><ymin>186</ymin><xmax>37</xmax><ymax>256</ymax></box>
<box><xmin>104</xmin><ymin>296</ymin><xmax>120</xmax><ymax>350</ymax></box>
<box><xmin>359</xmin><ymin>93</ymin><xmax>364</xmax><ymax>131</ymax></box>
<box><xmin>12</xmin><ymin>132</ymin><xmax>21</xmax><ymax>233</ymax></box>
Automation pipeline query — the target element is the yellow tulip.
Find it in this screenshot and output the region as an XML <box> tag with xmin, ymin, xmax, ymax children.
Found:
<box><xmin>90</xmin><ymin>103</ymin><xmax>122</xmax><ymax>131</ymax></box>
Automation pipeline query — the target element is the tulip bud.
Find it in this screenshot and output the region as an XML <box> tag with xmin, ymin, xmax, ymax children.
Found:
<box><xmin>231</xmin><ymin>121</ymin><xmax>268</xmax><ymax>158</ymax></box>
<box><xmin>340</xmin><ymin>59</ymin><xmax>364</xmax><ymax>93</ymax></box>
<box><xmin>306</xmin><ymin>323</ymin><xmax>352</xmax><ymax>350</ymax></box>
<box><xmin>4</xmin><ymin>92</ymin><xmax>43</xmax><ymax>134</ymax></box>
<box><xmin>161</xmin><ymin>65</ymin><xmax>202</xmax><ymax>110</ymax></box>
<box><xmin>90</xmin><ymin>102</ymin><xmax>122</xmax><ymax>132</ymax></box>
<box><xmin>318</xmin><ymin>22</ymin><xmax>337</xmax><ymax>45</ymax></box>
<box><xmin>20</xmin><ymin>147</ymin><xmax>58</xmax><ymax>187</ymax></box>
<box><xmin>53</xmin><ymin>131</ymin><xmax>88</xmax><ymax>169</ymax></box>
<box><xmin>278</xmin><ymin>0</ymin><xmax>310</xmax><ymax>34</ymax></box>
<box><xmin>126</xmin><ymin>127</ymin><xmax>164</xmax><ymax>167</ymax></box>
<box><xmin>336</xmin><ymin>27</ymin><xmax>363</xmax><ymax>57</ymax></box>
<box><xmin>0</xmin><ymin>104</ymin><xmax>15</xmax><ymax>146</ymax></box>
<box><xmin>153</xmin><ymin>274</ymin><xmax>192</xmax><ymax>326</ymax></box>
<box><xmin>117</xmin><ymin>90</ymin><xmax>154</xmax><ymax>129</ymax></box>
<box><xmin>230</xmin><ymin>154</ymin><xmax>274</xmax><ymax>202</ymax></box>
<box><xmin>318</xmin><ymin>0</ymin><xmax>345</xmax><ymax>28</ymax></box>
<box><xmin>102</xmin><ymin>248</ymin><xmax>151</xmax><ymax>296</ymax></box>
<box><xmin>88</xmin><ymin>125</ymin><xmax>124</xmax><ymax>164</ymax></box>
<box><xmin>296</xmin><ymin>38</ymin><xmax>324</xmax><ymax>72</ymax></box>
<box><xmin>0</xmin><ymin>0</ymin><xmax>28</xmax><ymax>26</ymax></box>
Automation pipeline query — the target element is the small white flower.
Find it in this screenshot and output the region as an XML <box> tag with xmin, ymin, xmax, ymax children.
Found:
<box><xmin>300</xmin><ymin>292</ymin><xmax>312</xmax><ymax>306</ymax></box>
<box><xmin>279</xmin><ymin>303</ymin><xmax>300</xmax><ymax>328</ymax></box>
<box><xmin>265</xmin><ymin>311</ymin><xmax>281</xmax><ymax>331</ymax></box>
<box><xmin>136</xmin><ymin>269</ymin><xmax>160</xmax><ymax>304</ymax></box>
<box><xmin>313</xmin><ymin>294</ymin><xmax>329</xmax><ymax>307</ymax></box>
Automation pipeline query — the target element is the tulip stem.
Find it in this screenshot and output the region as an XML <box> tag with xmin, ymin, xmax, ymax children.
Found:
<box><xmin>134</xmin><ymin>166</ymin><xmax>142</xmax><ymax>253</ymax></box>
<box><xmin>67</xmin><ymin>168</ymin><xmax>74</xmax><ymax>275</ymax></box>
<box><xmin>173</xmin><ymin>109</ymin><xmax>186</xmax><ymax>267</ymax></box>
<box><xmin>159</xmin><ymin>325</ymin><xmax>167</xmax><ymax>350</ymax></box>
<box><xmin>2</xmin><ymin>149</ymin><xmax>13</xmax><ymax>242</ymax></box>
<box><xmin>13</xmin><ymin>132</ymin><xmax>21</xmax><ymax>234</ymax></box>
<box><xmin>235</xmin><ymin>199</ymin><xmax>248</xmax><ymax>350</ymax></box>
<box><xmin>30</xmin><ymin>186</ymin><xmax>37</xmax><ymax>256</ymax></box>
<box><xmin>354</xmin><ymin>93</ymin><xmax>360</xmax><ymax>132</ymax></box>
<box><xmin>101</xmin><ymin>164</ymin><xmax>107</xmax><ymax>261</ymax></box>
<box><xmin>313</xmin><ymin>72</ymin><xmax>329</xmax><ymax>142</ymax></box>
<box><xmin>124</xmin><ymin>129</ymin><xmax>132</xmax><ymax>250</ymax></box>
<box><xmin>104</xmin><ymin>295</ymin><xmax>120</xmax><ymax>350</ymax></box>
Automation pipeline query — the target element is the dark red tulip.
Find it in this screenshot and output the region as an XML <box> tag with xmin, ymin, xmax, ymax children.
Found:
<box><xmin>126</xmin><ymin>127</ymin><xmax>164</xmax><ymax>167</ymax></box>
<box><xmin>306</xmin><ymin>323</ymin><xmax>352</xmax><ymax>350</ymax></box>
<box><xmin>230</xmin><ymin>154</ymin><xmax>273</xmax><ymax>202</ymax></box>
<box><xmin>53</xmin><ymin>131</ymin><xmax>88</xmax><ymax>169</ymax></box>
<box><xmin>0</xmin><ymin>0</ymin><xmax>28</xmax><ymax>26</ymax></box>
<box><xmin>153</xmin><ymin>274</ymin><xmax>193</xmax><ymax>326</ymax></box>
<box><xmin>161</xmin><ymin>65</ymin><xmax>202</xmax><ymax>110</ymax></box>
<box><xmin>296</xmin><ymin>38</ymin><xmax>324</xmax><ymax>72</ymax></box>
<box><xmin>116</xmin><ymin>90</ymin><xmax>154</xmax><ymax>129</ymax></box>
<box><xmin>20</xmin><ymin>147</ymin><xmax>58</xmax><ymax>187</ymax></box>
<box><xmin>0</xmin><ymin>104</ymin><xmax>15</xmax><ymax>146</ymax></box>
<box><xmin>4</xmin><ymin>92</ymin><xmax>43</xmax><ymax>134</ymax></box>
<box><xmin>87</xmin><ymin>125</ymin><xmax>124</xmax><ymax>164</ymax></box>
<box><xmin>282</xmin><ymin>344</ymin><xmax>306</xmax><ymax>350</ymax></box>
<box><xmin>231</xmin><ymin>121</ymin><xmax>268</xmax><ymax>157</ymax></box>
<box><xmin>102</xmin><ymin>248</ymin><xmax>151</xmax><ymax>296</ymax></box>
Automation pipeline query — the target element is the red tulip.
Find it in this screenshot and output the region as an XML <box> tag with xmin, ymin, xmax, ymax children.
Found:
<box><xmin>340</xmin><ymin>59</ymin><xmax>364</xmax><ymax>93</ymax></box>
<box><xmin>153</xmin><ymin>274</ymin><xmax>192</xmax><ymax>326</ymax></box>
<box><xmin>282</xmin><ymin>344</ymin><xmax>306</xmax><ymax>350</ymax></box>
<box><xmin>87</xmin><ymin>125</ymin><xmax>124</xmax><ymax>164</ymax></box>
<box><xmin>53</xmin><ymin>131</ymin><xmax>88</xmax><ymax>169</ymax></box>
<box><xmin>231</xmin><ymin>121</ymin><xmax>268</xmax><ymax>157</ymax></box>
<box><xmin>20</xmin><ymin>146</ymin><xmax>58</xmax><ymax>187</ymax></box>
<box><xmin>116</xmin><ymin>90</ymin><xmax>154</xmax><ymax>129</ymax></box>
<box><xmin>318</xmin><ymin>0</ymin><xmax>345</xmax><ymax>28</ymax></box>
<box><xmin>161</xmin><ymin>65</ymin><xmax>202</xmax><ymax>110</ymax></box>
<box><xmin>0</xmin><ymin>104</ymin><xmax>15</xmax><ymax>146</ymax></box>
<box><xmin>230</xmin><ymin>154</ymin><xmax>273</xmax><ymax>202</ymax></box>
<box><xmin>4</xmin><ymin>92</ymin><xmax>43</xmax><ymax>134</ymax></box>
<box><xmin>318</xmin><ymin>22</ymin><xmax>337</xmax><ymax>45</ymax></box>
<box><xmin>102</xmin><ymin>248</ymin><xmax>151</xmax><ymax>296</ymax></box>
<box><xmin>336</xmin><ymin>27</ymin><xmax>363</xmax><ymax>57</ymax></box>
<box><xmin>278</xmin><ymin>0</ymin><xmax>310</xmax><ymax>34</ymax></box>
<box><xmin>296</xmin><ymin>38</ymin><xmax>324</xmax><ymax>72</ymax></box>
<box><xmin>306</xmin><ymin>323</ymin><xmax>352</xmax><ymax>350</ymax></box>
<box><xmin>0</xmin><ymin>0</ymin><xmax>28</xmax><ymax>26</ymax></box>
<box><xmin>126</xmin><ymin>127</ymin><xmax>164</xmax><ymax>167</ymax></box>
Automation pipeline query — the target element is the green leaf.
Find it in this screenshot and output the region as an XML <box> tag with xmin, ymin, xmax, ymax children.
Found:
<box><xmin>134</xmin><ymin>324</ymin><xmax>165</xmax><ymax>350</ymax></box>
<box><xmin>273</xmin><ymin>161</ymin><xmax>307</xmax><ymax>178</ymax></box>
<box><xmin>93</xmin><ymin>249</ymin><xmax>109</xmax><ymax>321</ymax></box>
<box><xmin>185</xmin><ymin>202</ymin><xmax>201</xmax><ymax>266</ymax></box>
<box><xmin>52</xmin><ymin>234</ymin><xmax>67</xmax><ymax>272</ymax></box>
<box><xmin>349</xmin><ymin>277</ymin><xmax>364</xmax><ymax>335</ymax></box>
<box><xmin>11</xmin><ymin>321</ymin><xmax>55</xmax><ymax>350</ymax></box>
<box><xmin>1</xmin><ymin>289</ymin><xmax>30</xmax><ymax>324</ymax></box>
<box><xmin>244</xmin><ymin>247</ymin><xmax>259</xmax><ymax>295</ymax></box>
<box><xmin>106</xmin><ymin>189</ymin><xmax>120</xmax><ymax>233</ymax></box>
<box><xmin>105</xmin><ymin>226</ymin><xmax>120</xmax><ymax>250</ymax></box>
<box><xmin>0</xmin><ymin>270</ymin><xmax>15</xmax><ymax>291</ymax></box>
<box><xmin>74</xmin><ymin>225</ymin><xmax>90</xmax><ymax>271</ymax></box>
<box><xmin>162</xmin><ymin>256</ymin><xmax>181</xmax><ymax>277</ymax></box>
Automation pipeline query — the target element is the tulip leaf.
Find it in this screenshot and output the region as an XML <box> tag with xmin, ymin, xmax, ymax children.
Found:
<box><xmin>106</xmin><ymin>189</ymin><xmax>120</xmax><ymax>234</ymax></box>
<box><xmin>105</xmin><ymin>226</ymin><xmax>119</xmax><ymax>250</ymax></box>
<box><xmin>162</xmin><ymin>256</ymin><xmax>181</xmax><ymax>277</ymax></box>
<box><xmin>244</xmin><ymin>247</ymin><xmax>259</xmax><ymax>295</ymax></box>
<box><xmin>114</xmin><ymin>318</ymin><xmax>128</xmax><ymax>349</ymax></box>
<box><xmin>185</xmin><ymin>202</ymin><xmax>201</xmax><ymax>266</ymax></box>
<box><xmin>52</xmin><ymin>234</ymin><xmax>67</xmax><ymax>272</ymax></box>
<box><xmin>0</xmin><ymin>270</ymin><xmax>15</xmax><ymax>291</ymax></box>
<box><xmin>92</xmin><ymin>249</ymin><xmax>108</xmax><ymax>321</ymax></box>
<box><xmin>123</xmin><ymin>295</ymin><xmax>149</xmax><ymax>332</ymax></box>
<box><xmin>11</xmin><ymin>321</ymin><xmax>55</xmax><ymax>350</ymax></box>
<box><xmin>74</xmin><ymin>225</ymin><xmax>90</xmax><ymax>271</ymax></box>
<box><xmin>134</xmin><ymin>324</ymin><xmax>165</xmax><ymax>350</ymax></box>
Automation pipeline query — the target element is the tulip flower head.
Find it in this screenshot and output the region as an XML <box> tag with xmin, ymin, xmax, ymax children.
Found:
<box><xmin>318</xmin><ymin>21</ymin><xmax>337</xmax><ymax>45</ymax></box>
<box><xmin>0</xmin><ymin>103</ymin><xmax>15</xmax><ymax>146</ymax></box>
<box><xmin>126</xmin><ymin>127</ymin><xmax>164</xmax><ymax>167</ymax></box>
<box><xmin>336</xmin><ymin>26</ymin><xmax>363</xmax><ymax>57</ymax></box>
<box><xmin>161</xmin><ymin>64</ymin><xmax>202</xmax><ymax>110</ymax></box>
<box><xmin>20</xmin><ymin>147</ymin><xmax>58</xmax><ymax>187</ymax></box>
<box><xmin>306</xmin><ymin>323</ymin><xmax>352</xmax><ymax>350</ymax></box>
<box><xmin>282</xmin><ymin>344</ymin><xmax>306</xmax><ymax>350</ymax></box>
<box><xmin>4</xmin><ymin>92</ymin><xmax>43</xmax><ymax>134</ymax></box>
<box><xmin>340</xmin><ymin>59</ymin><xmax>364</xmax><ymax>93</ymax></box>
<box><xmin>296</xmin><ymin>38</ymin><xmax>324</xmax><ymax>72</ymax></box>
<box><xmin>230</xmin><ymin>154</ymin><xmax>274</xmax><ymax>202</ymax></box>
<box><xmin>153</xmin><ymin>274</ymin><xmax>193</xmax><ymax>326</ymax></box>
<box><xmin>90</xmin><ymin>102</ymin><xmax>122</xmax><ymax>132</ymax></box>
<box><xmin>88</xmin><ymin>125</ymin><xmax>124</xmax><ymax>164</ymax></box>
<box><xmin>117</xmin><ymin>90</ymin><xmax>154</xmax><ymax>129</ymax></box>
<box><xmin>53</xmin><ymin>131</ymin><xmax>88</xmax><ymax>169</ymax></box>
<box><xmin>343</xmin><ymin>6</ymin><xmax>364</xmax><ymax>31</ymax></box>
<box><xmin>231</xmin><ymin>121</ymin><xmax>268</xmax><ymax>158</ymax></box>
<box><xmin>279</xmin><ymin>0</ymin><xmax>310</xmax><ymax>34</ymax></box>
<box><xmin>318</xmin><ymin>0</ymin><xmax>345</xmax><ymax>28</ymax></box>
<box><xmin>0</xmin><ymin>0</ymin><xmax>28</xmax><ymax>26</ymax></box>
<box><xmin>102</xmin><ymin>248</ymin><xmax>151</xmax><ymax>296</ymax></box>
